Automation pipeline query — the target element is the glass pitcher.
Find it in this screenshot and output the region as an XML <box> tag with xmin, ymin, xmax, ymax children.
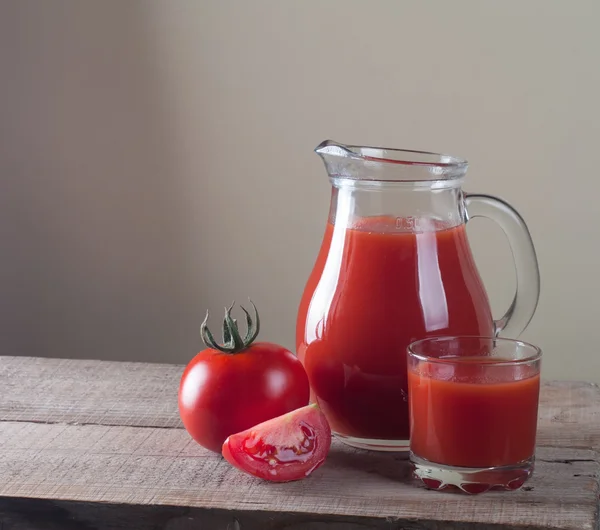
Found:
<box><xmin>296</xmin><ymin>140</ymin><xmax>540</xmax><ymax>451</ymax></box>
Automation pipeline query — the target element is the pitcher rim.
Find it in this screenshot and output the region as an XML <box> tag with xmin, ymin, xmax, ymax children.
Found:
<box><xmin>315</xmin><ymin>140</ymin><xmax>468</xmax><ymax>170</ymax></box>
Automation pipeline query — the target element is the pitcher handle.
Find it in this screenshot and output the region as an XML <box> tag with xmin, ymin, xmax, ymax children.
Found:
<box><xmin>464</xmin><ymin>193</ymin><xmax>540</xmax><ymax>338</ymax></box>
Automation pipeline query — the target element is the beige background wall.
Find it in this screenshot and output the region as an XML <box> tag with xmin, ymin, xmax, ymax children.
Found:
<box><xmin>1</xmin><ymin>1</ymin><xmax>598</xmax><ymax>380</ymax></box>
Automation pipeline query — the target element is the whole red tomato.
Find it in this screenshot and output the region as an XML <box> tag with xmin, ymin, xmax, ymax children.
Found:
<box><xmin>178</xmin><ymin>301</ymin><xmax>310</xmax><ymax>453</ymax></box>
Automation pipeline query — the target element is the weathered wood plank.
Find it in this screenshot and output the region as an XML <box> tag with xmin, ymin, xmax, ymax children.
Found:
<box><xmin>0</xmin><ymin>356</ymin><xmax>183</xmax><ymax>428</ymax></box>
<box><xmin>2</xmin><ymin>356</ymin><xmax>600</xmax><ymax>450</ymax></box>
<box><xmin>1</xmin><ymin>499</ymin><xmax>595</xmax><ymax>530</ymax></box>
<box><xmin>1</xmin><ymin>498</ymin><xmax>580</xmax><ymax>530</ymax></box>
<box><xmin>537</xmin><ymin>380</ymin><xmax>600</xmax><ymax>449</ymax></box>
<box><xmin>0</xmin><ymin>421</ymin><xmax>597</xmax><ymax>530</ymax></box>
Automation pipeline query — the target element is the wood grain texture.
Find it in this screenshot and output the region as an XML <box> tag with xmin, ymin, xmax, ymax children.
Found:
<box><xmin>1</xmin><ymin>356</ymin><xmax>600</xmax><ymax>529</ymax></box>
<box><xmin>2</xmin><ymin>356</ymin><xmax>600</xmax><ymax>449</ymax></box>
<box><xmin>537</xmin><ymin>380</ymin><xmax>600</xmax><ymax>449</ymax></box>
<box><xmin>0</xmin><ymin>356</ymin><xmax>183</xmax><ymax>428</ymax></box>
<box><xmin>3</xmin><ymin>499</ymin><xmax>583</xmax><ymax>530</ymax></box>
<box><xmin>0</xmin><ymin>421</ymin><xmax>598</xmax><ymax>530</ymax></box>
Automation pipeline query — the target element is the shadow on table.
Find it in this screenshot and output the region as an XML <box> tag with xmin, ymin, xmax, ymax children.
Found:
<box><xmin>325</xmin><ymin>445</ymin><xmax>414</xmax><ymax>483</ymax></box>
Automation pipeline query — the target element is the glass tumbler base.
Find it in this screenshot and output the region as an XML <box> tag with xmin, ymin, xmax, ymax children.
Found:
<box><xmin>335</xmin><ymin>432</ymin><xmax>410</xmax><ymax>452</ymax></box>
<box><xmin>411</xmin><ymin>453</ymin><xmax>535</xmax><ymax>494</ymax></box>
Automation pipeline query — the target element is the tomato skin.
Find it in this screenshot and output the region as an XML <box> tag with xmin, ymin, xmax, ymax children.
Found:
<box><xmin>222</xmin><ymin>403</ymin><xmax>331</xmax><ymax>482</ymax></box>
<box><xmin>178</xmin><ymin>342</ymin><xmax>310</xmax><ymax>453</ymax></box>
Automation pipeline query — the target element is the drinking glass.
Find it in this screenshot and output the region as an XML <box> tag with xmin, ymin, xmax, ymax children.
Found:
<box><xmin>408</xmin><ymin>336</ymin><xmax>542</xmax><ymax>493</ymax></box>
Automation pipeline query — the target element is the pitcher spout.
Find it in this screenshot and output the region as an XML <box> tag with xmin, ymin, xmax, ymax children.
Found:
<box><xmin>315</xmin><ymin>140</ymin><xmax>359</xmax><ymax>159</ymax></box>
<box><xmin>315</xmin><ymin>140</ymin><xmax>369</xmax><ymax>182</ymax></box>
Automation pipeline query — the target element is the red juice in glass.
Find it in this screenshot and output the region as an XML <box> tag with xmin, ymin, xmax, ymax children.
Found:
<box><xmin>407</xmin><ymin>337</ymin><xmax>542</xmax><ymax>493</ymax></box>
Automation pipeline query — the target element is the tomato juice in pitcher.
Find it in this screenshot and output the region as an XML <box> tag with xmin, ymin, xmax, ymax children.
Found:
<box><xmin>296</xmin><ymin>141</ymin><xmax>540</xmax><ymax>451</ymax></box>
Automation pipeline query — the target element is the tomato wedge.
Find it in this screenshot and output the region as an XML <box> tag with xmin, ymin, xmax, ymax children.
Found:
<box><xmin>222</xmin><ymin>404</ymin><xmax>331</xmax><ymax>482</ymax></box>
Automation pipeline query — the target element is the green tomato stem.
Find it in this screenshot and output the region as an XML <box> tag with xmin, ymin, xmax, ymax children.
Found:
<box><xmin>200</xmin><ymin>300</ymin><xmax>260</xmax><ymax>354</ymax></box>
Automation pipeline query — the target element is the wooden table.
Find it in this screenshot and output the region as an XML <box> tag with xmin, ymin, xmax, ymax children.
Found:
<box><xmin>0</xmin><ymin>356</ymin><xmax>598</xmax><ymax>530</ymax></box>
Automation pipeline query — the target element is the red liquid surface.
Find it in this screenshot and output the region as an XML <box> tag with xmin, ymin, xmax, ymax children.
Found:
<box><xmin>296</xmin><ymin>218</ymin><xmax>494</xmax><ymax>440</ymax></box>
<box><xmin>408</xmin><ymin>360</ymin><xmax>540</xmax><ymax>467</ymax></box>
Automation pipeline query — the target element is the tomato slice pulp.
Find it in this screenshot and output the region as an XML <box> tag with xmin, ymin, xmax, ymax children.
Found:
<box><xmin>222</xmin><ymin>404</ymin><xmax>331</xmax><ymax>482</ymax></box>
